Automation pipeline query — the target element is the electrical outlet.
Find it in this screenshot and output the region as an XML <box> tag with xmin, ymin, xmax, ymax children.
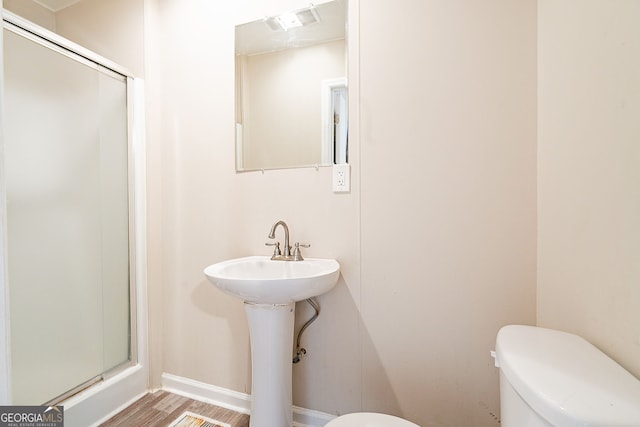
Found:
<box><xmin>332</xmin><ymin>164</ymin><xmax>350</xmax><ymax>193</ymax></box>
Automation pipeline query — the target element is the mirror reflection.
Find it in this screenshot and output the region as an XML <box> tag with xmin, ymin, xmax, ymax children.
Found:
<box><xmin>235</xmin><ymin>0</ymin><xmax>348</xmax><ymax>172</ymax></box>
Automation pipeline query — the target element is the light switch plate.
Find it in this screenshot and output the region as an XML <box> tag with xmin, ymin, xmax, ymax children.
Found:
<box><xmin>332</xmin><ymin>164</ymin><xmax>350</xmax><ymax>193</ymax></box>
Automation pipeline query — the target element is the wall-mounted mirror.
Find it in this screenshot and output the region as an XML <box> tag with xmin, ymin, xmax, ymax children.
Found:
<box><xmin>235</xmin><ymin>0</ymin><xmax>348</xmax><ymax>172</ymax></box>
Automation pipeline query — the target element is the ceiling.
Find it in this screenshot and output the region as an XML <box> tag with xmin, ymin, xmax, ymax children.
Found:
<box><xmin>236</xmin><ymin>1</ymin><xmax>346</xmax><ymax>56</ymax></box>
<box><xmin>33</xmin><ymin>0</ymin><xmax>83</xmax><ymax>12</ymax></box>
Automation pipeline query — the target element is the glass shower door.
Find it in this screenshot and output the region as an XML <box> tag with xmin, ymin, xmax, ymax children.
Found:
<box><xmin>3</xmin><ymin>24</ymin><xmax>131</xmax><ymax>405</ymax></box>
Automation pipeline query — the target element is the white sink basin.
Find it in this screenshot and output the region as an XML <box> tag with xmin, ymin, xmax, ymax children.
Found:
<box><xmin>204</xmin><ymin>256</ymin><xmax>340</xmax><ymax>304</ymax></box>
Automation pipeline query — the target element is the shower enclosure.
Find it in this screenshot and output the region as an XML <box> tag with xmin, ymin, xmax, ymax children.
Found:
<box><xmin>0</xmin><ymin>10</ymin><xmax>147</xmax><ymax>414</ymax></box>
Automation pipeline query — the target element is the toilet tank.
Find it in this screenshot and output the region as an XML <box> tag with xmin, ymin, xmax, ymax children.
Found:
<box><xmin>495</xmin><ymin>325</ymin><xmax>640</xmax><ymax>427</ymax></box>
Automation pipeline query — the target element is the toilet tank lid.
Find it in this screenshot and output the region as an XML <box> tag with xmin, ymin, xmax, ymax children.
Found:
<box><xmin>495</xmin><ymin>325</ymin><xmax>640</xmax><ymax>427</ymax></box>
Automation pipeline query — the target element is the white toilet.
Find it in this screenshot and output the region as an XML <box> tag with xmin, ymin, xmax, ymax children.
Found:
<box><xmin>325</xmin><ymin>412</ymin><xmax>419</xmax><ymax>427</ymax></box>
<box><xmin>495</xmin><ymin>325</ymin><xmax>640</xmax><ymax>426</ymax></box>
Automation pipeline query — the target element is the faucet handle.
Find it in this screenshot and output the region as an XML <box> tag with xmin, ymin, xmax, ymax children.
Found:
<box><xmin>292</xmin><ymin>242</ymin><xmax>310</xmax><ymax>261</ymax></box>
<box><xmin>265</xmin><ymin>241</ymin><xmax>281</xmax><ymax>258</ymax></box>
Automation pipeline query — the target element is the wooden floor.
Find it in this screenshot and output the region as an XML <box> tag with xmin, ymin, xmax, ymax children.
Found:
<box><xmin>99</xmin><ymin>390</ymin><xmax>250</xmax><ymax>427</ymax></box>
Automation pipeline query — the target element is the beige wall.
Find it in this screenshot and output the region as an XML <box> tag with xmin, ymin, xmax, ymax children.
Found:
<box><xmin>14</xmin><ymin>0</ymin><xmax>626</xmax><ymax>426</ymax></box>
<box><xmin>145</xmin><ymin>0</ymin><xmax>362</xmax><ymax>412</ymax></box>
<box><xmin>7</xmin><ymin>0</ymin><xmax>640</xmax><ymax>424</ymax></box>
<box><xmin>3</xmin><ymin>0</ymin><xmax>144</xmax><ymax>77</ymax></box>
<box><xmin>537</xmin><ymin>0</ymin><xmax>640</xmax><ymax>378</ymax></box>
<box><xmin>3</xmin><ymin>0</ymin><xmax>55</xmax><ymax>31</ymax></box>
<box><xmin>359</xmin><ymin>1</ymin><xmax>536</xmax><ymax>424</ymax></box>
<box><xmin>56</xmin><ymin>0</ymin><xmax>145</xmax><ymax>77</ymax></box>
<box><xmin>145</xmin><ymin>0</ymin><xmax>537</xmax><ymax>425</ymax></box>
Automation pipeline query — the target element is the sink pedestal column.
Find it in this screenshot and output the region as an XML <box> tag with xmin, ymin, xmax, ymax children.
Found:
<box><xmin>244</xmin><ymin>302</ymin><xmax>295</xmax><ymax>427</ymax></box>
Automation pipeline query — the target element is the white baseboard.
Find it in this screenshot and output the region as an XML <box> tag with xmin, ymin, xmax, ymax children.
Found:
<box><xmin>291</xmin><ymin>405</ymin><xmax>336</xmax><ymax>427</ymax></box>
<box><xmin>161</xmin><ymin>373</ymin><xmax>336</xmax><ymax>427</ymax></box>
<box><xmin>161</xmin><ymin>373</ymin><xmax>251</xmax><ymax>416</ymax></box>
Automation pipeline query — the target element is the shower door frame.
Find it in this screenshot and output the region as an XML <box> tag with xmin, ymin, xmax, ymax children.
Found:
<box><xmin>0</xmin><ymin>9</ymin><xmax>148</xmax><ymax>424</ymax></box>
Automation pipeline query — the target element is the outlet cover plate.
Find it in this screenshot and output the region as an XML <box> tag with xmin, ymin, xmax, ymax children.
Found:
<box><xmin>332</xmin><ymin>164</ymin><xmax>350</xmax><ymax>193</ymax></box>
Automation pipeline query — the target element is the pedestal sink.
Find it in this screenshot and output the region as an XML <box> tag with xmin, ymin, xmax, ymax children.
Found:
<box><xmin>204</xmin><ymin>256</ymin><xmax>340</xmax><ymax>427</ymax></box>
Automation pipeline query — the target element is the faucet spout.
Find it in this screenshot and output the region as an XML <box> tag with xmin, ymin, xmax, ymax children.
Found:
<box><xmin>268</xmin><ymin>220</ymin><xmax>291</xmax><ymax>257</ymax></box>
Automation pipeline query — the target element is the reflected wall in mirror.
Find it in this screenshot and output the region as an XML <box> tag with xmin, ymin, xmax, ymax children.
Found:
<box><xmin>235</xmin><ymin>0</ymin><xmax>348</xmax><ymax>172</ymax></box>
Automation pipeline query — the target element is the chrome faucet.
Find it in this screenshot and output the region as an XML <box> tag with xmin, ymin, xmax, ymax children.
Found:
<box><xmin>268</xmin><ymin>220</ymin><xmax>291</xmax><ymax>258</ymax></box>
<box><xmin>266</xmin><ymin>220</ymin><xmax>309</xmax><ymax>261</ymax></box>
